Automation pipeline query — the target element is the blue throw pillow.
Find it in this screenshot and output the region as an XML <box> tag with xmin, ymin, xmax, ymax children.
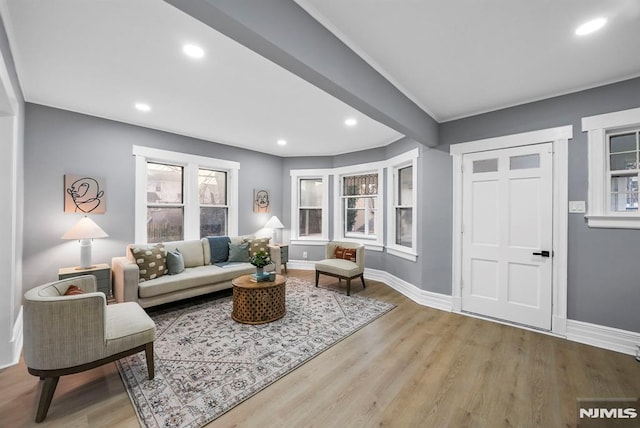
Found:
<box><xmin>228</xmin><ymin>242</ymin><xmax>250</xmax><ymax>262</ymax></box>
<box><xmin>208</xmin><ymin>236</ymin><xmax>231</xmax><ymax>263</ymax></box>
<box><xmin>166</xmin><ymin>249</ymin><xmax>185</xmax><ymax>275</ymax></box>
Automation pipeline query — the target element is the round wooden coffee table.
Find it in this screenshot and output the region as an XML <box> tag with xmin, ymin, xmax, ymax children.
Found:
<box><xmin>231</xmin><ymin>274</ymin><xmax>286</xmax><ymax>324</ymax></box>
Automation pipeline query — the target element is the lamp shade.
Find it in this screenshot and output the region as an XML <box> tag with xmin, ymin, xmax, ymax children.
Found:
<box><xmin>264</xmin><ymin>216</ymin><xmax>284</xmax><ymax>229</ymax></box>
<box><xmin>61</xmin><ymin>217</ymin><xmax>108</xmax><ymax>240</ymax></box>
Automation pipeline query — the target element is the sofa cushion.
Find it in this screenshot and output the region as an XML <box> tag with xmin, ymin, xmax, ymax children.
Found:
<box><xmin>163</xmin><ymin>240</ymin><xmax>205</xmax><ymax>268</ymax></box>
<box><xmin>315</xmin><ymin>258</ymin><xmax>361</xmax><ymax>277</ymax></box>
<box><xmin>228</xmin><ymin>242</ymin><xmax>250</xmax><ymax>262</ymax></box>
<box><xmin>137</xmin><ymin>264</ymin><xmax>255</xmax><ymax>298</ymax></box>
<box><xmin>130</xmin><ymin>244</ymin><xmax>168</xmax><ymax>282</ymax></box>
<box><xmin>63</xmin><ymin>285</ymin><xmax>85</xmax><ymax>296</ymax></box>
<box><xmin>166</xmin><ymin>249</ymin><xmax>185</xmax><ymax>275</ymax></box>
<box><xmin>247</xmin><ymin>237</ymin><xmax>271</xmax><ymax>256</ymax></box>
<box><xmin>207</xmin><ymin>236</ymin><xmax>230</xmax><ymax>263</ymax></box>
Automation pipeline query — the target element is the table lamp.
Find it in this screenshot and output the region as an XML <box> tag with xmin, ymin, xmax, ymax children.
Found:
<box><xmin>264</xmin><ymin>215</ymin><xmax>284</xmax><ymax>244</ymax></box>
<box><xmin>61</xmin><ymin>216</ymin><xmax>108</xmax><ymax>269</ymax></box>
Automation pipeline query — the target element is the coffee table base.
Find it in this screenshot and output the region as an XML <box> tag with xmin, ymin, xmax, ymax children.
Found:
<box><xmin>232</xmin><ymin>275</ymin><xmax>286</xmax><ymax>324</ymax></box>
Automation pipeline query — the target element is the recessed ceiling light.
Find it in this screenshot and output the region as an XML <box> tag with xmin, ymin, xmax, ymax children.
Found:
<box><xmin>277</xmin><ymin>139</ymin><xmax>287</xmax><ymax>146</ymax></box>
<box><xmin>345</xmin><ymin>118</ymin><xmax>357</xmax><ymax>127</ymax></box>
<box><xmin>575</xmin><ymin>17</ymin><xmax>607</xmax><ymax>36</ymax></box>
<box><xmin>183</xmin><ymin>44</ymin><xmax>205</xmax><ymax>59</ymax></box>
<box><xmin>135</xmin><ymin>103</ymin><xmax>151</xmax><ymax>112</ymax></box>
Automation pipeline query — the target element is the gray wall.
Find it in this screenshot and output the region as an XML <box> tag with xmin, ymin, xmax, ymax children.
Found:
<box><xmin>22</xmin><ymin>104</ymin><xmax>285</xmax><ymax>292</ymax></box>
<box><xmin>439</xmin><ymin>77</ymin><xmax>640</xmax><ymax>332</ymax></box>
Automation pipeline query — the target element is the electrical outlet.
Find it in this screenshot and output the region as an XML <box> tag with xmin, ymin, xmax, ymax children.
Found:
<box><xmin>302</xmin><ymin>251</ymin><xmax>308</xmax><ymax>260</ymax></box>
<box><xmin>569</xmin><ymin>201</ymin><xmax>586</xmax><ymax>213</ymax></box>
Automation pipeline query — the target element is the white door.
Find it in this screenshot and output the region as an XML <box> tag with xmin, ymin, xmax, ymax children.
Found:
<box><xmin>461</xmin><ymin>143</ymin><xmax>553</xmax><ymax>330</ymax></box>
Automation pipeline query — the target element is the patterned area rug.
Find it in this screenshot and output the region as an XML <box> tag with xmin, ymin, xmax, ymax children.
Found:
<box><xmin>116</xmin><ymin>277</ymin><xmax>395</xmax><ymax>428</ymax></box>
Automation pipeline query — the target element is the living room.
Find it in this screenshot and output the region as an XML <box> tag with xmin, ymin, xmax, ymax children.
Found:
<box><xmin>1</xmin><ymin>1</ymin><xmax>639</xmax><ymax>427</ymax></box>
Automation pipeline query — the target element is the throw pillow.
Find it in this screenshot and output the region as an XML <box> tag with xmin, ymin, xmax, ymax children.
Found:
<box><xmin>166</xmin><ymin>249</ymin><xmax>185</xmax><ymax>275</ymax></box>
<box><xmin>334</xmin><ymin>246</ymin><xmax>357</xmax><ymax>262</ymax></box>
<box><xmin>207</xmin><ymin>236</ymin><xmax>231</xmax><ymax>263</ymax></box>
<box><xmin>130</xmin><ymin>244</ymin><xmax>168</xmax><ymax>282</ymax></box>
<box><xmin>247</xmin><ymin>237</ymin><xmax>271</xmax><ymax>256</ymax></box>
<box><xmin>64</xmin><ymin>285</ymin><xmax>85</xmax><ymax>296</ymax></box>
<box><xmin>228</xmin><ymin>242</ymin><xmax>250</xmax><ymax>262</ymax></box>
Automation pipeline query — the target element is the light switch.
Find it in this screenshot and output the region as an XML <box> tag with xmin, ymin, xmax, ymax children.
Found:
<box><xmin>569</xmin><ymin>201</ymin><xmax>586</xmax><ymax>213</ymax></box>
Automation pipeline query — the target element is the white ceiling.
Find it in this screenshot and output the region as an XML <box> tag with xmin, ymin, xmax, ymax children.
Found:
<box><xmin>2</xmin><ymin>1</ymin><xmax>640</xmax><ymax>157</ymax></box>
<box><xmin>296</xmin><ymin>0</ymin><xmax>640</xmax><ymax>121</ymax></box>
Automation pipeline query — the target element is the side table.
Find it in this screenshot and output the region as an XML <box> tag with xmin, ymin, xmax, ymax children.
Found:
<box><xmin>231</xmin><ymin>274</ymin><xmax>286</xmax><ymax>324</ymax></box>
<box><xmin>58</xmin><ymin>263</ymin><xmax>111</xmax><ymax>297</ymax></box>
<box><xmin>269</xmin><ymin>244</ymin><xmax>288</xmax><ymax>274</ymax></box>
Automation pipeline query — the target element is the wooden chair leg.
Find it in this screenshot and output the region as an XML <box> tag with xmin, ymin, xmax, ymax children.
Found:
<box><xmin>145</xmin><ymin>342</ymin><xmax>155</xmax><ymax>380</ymax></box>
<box><xmin>315</xmin><ymin>270</ymin><xmax>320</xmax><ymax>287</ymax></box>
<box><xmin>360</xmin><ymin>274</ymin><xmax>366</xmax><ymax>289</ymax></box>
<box><xmin>346</xmin><ymin>277</ymin><xmax>351</xmax><ymax>296</ymax></box>
<box><xmin>35</xmin><ymin>376</ymin><xmax>59</xmax><ymax>423</ymax></box>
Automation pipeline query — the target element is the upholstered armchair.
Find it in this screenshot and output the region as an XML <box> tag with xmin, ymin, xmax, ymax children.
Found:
<box><xmin>23</xmin><ymin>275</ymin><xmax>156</xmax><ymax>423</ymax></box>
<box><xmin>315</xmin><ymin>241</ymin><xmax>366</xmax><ymax>296</ymax></box>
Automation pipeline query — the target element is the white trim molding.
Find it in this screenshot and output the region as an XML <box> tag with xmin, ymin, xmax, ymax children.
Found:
<box><xmin>582</xmin><ymin>107</ymin><xmax>640</xmax><ymax>229</ymax></box>
<box><xmin>450</xmin><ymin>125</ymin><xmax>572</xmax><ymax>336</ymax></box>
<box><xmin>290</xmin><ymin>169</ymin><xmax>331</xmax><ymax>243</ymax></box>
<box><xmin>0</xmin><ymin>306</ymin><xmax>23</xmax><ymax>370</ymax></box>
<box><xmin>566</xmin><ymin>319</ymin><xmax>640</xmax><ymax>356</ymax></box>
<box><xmin>364</xmin><ymin>269</ymin><xmax>452</xmax><ymax>311</ymax></box>
<box><xmin>386</xmin><ymin>148</ymin><xmax>419</xmax><ymax>262</ymax></box>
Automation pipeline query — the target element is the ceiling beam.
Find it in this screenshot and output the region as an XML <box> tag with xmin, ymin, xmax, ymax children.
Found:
<box><xmin>164</xmin><ymin>0</ymin><xmax>438</xmax><ymax>147</ymax></box>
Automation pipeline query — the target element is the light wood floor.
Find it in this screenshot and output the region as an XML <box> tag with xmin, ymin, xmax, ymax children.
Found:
<box><xmin>1</xmin><ymin>270</ymin><xmax>638</xmax><ymax>427</ymax></box>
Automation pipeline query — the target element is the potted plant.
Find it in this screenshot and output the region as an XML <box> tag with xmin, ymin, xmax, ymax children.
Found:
<box><xmin>250</xmin><ymin>250</ymin><xmax>271</xmax><ymax>278</ymax></box>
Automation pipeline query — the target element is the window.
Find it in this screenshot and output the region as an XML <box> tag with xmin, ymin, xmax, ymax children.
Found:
<box><xmin>582</xmin><ymin>107</ymin><xmax>640</xmax><ymax>228</ymax></box>
<box><xmin>290</xmin><ymin>170</ymin><xmax>329</xmax><ymax>244</ymax></box>
<box><xmin>386</xmin><ymin>148</ymin><xmax>419</xmax><ymax>260</ymax></box>
<box><xmin>134</xmin><ymin>146</ymin><xmax>239</xmax><ymax>242</ymax></box>
<box><xmin>146</xmin><ymin>162</ymin><xmax>184</xmax><ymax>243</ymax></box>
<box><xmin>334</xmin><ymin>162</ymin><xmax>385</xmax><ymax>250</ymax></box>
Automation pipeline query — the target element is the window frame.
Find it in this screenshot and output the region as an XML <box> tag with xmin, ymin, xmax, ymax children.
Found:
<box><xmin>290</xmin><ymin>169</ymin><xmax>330</xmax><ymax>245</ymax></box>
<box><xmin>582</xmin><ymin>107</ymin><xmax>640</xmax><ymax>229</ymax></box>
<box><xmin>334</xmin><ymin>162</ymin><xmax>385</xmax><ymax>251</ymax></box>
<box><xmin>133</xmin><ymin>146</ymin><xmax>239</xmax><ymax>243</ymax></box>
<box><xmin>386</xmin><ymin>148</ymin><xmax>419</xmax><ymax>261</ymax></box>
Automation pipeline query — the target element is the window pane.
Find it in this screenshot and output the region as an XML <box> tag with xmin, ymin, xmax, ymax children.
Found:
<box><xmin>200</xmin><ymin>207</ymin><xmax>227</xmax><ymax>237</ymax></box>
<box><xmin>510</xmin><ymin>154</ymin><xmax>540</xmax><ymax>170</ymax></box>
<box><xmin>147</xmin><ymin>163</ymin><xmax>183</xmax><ymax>204</ymax></box>
<box><xmin>299</xmin><ymin>208</ymin><xmax>322</xmax><ymax>237</ymax></box>
<box><xmin>473</xmin><ymin>158</ymin><xmax>498</xmax><ymax>173</ymax></box>
<box><xmin>611</xmin><ymin>175</ymin><xmax>638</xmax><ymax>212</ymax></box>
<box><xmin>147</xmin><ymin>207</ymin><xmax>183</xmax><ymax>243</ymax></box>
<box><xmin>610</xmin><ymin>152</ymin><xmax>637</xmax><ymax>171</ymax></box>
<box><xmin>398</xmin><ymin>166</ymin><xmax>413</xmax><ymax>206</ymax></box>
<box><xmin>344</xmin><ymin>174</ymin><xmax>378</xmax><ymax>196</ymax></box>
<box><xmin>300</xmin><ymin>178</ymin><xmax>322</xmax><ymax>207</ymax></box>
<box><xmin>610</xmin><ymin>133</ymin><xmax>637</xmax><ymax>154</ymax></box>
<box><xmin>346</xmin><ymin>197</ymin><xmax>375</xmax><ymax>236</ymax></box>
<box><xmin>199</xmin><ymin>169</ymin><xmax>226</xmax><ymax>205</ymax></box>
<box><xmin>396</xmin><ymin>207</ymin><xmax>412</xmax><ymax>247</ymax></box>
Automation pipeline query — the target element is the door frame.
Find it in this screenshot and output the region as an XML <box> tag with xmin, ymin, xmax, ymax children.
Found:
<box><xmin>450</xmin><ymin>125</ymin><xmax>573</xmax><ymax>336</ymax></box>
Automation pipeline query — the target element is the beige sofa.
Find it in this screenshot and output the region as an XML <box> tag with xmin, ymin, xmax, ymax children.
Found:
<box><xmin>112</xmin><ymin>236</ymin><xmax>274</xmax><ymax>308</ymax></box>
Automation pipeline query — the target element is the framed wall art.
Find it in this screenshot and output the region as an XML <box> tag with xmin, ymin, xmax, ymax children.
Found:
<box><xmin>64</xmin><ymin>174</ymin><xmax>106</xmax><ymax>214</ymax></box>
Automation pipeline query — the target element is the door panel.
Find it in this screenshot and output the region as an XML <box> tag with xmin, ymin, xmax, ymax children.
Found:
<box><xmin>462</xmin><ymin>143</ymin><xmax>553</xmax><ymax>330</ymax></box>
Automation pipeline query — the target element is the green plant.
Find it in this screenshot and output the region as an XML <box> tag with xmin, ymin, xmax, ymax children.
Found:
<box><xmin>249</xmin><ymin>250</ymin><xmax>271</xmax><ymax>268</ymax></box>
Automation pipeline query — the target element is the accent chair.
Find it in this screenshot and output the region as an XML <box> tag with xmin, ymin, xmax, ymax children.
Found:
<box><xmin>315</xmin><ymin>241</ymin><xmax>366</xmax><ymax>296</ymax></box>
<box><xmin>23</xmin><ymin>275</ymin><xmax>156</xmax><ymax>423</ymax></box>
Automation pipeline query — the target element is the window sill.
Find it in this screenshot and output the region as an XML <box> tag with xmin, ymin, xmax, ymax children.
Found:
<box><xmin>586</xmin><ymin>214</ymin><xmax>640</xmax><ymax>229</ymax></box>
<box><xmin>386</xmin><ymin>246</ymin><xmax>418</xmax><ymax>262</ymax></box>
<box><xmin>290</xmin><ymin>239</ymin><xmax>329</xmax><ymax>246</ymax></box>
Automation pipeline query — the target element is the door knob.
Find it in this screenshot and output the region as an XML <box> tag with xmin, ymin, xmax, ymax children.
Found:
<box><xmin>532</xmin><ymin>250</ymin><xmax>550</xmax><ymax>257</ymax></box>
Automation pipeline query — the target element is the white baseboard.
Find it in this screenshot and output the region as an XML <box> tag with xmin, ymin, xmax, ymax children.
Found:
<box><xmin>566</xmin><ymin>319</ymin><xmax>640</xmax><ymax>357</ymax></box>
<box><xmin>0</xmin><ymin>305</ymin><xmax>23</xmax><ymax>370</ymax></box>
<box><xmin>288</xmin><ymin>261</ymin><xmax>639</xmax><ymax>357</ymax></box>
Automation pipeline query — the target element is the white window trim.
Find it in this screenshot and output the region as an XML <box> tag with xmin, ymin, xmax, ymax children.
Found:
<box><xmin>333</xmin><ymin>161</ymin><xmax>385</xmax><ymax>251</ymax></box>
<box><xmin>290</xmin><ymin>169</ymin><xmax>330</xmax><ymax>246</ymax></box>
<box><xmin>133</xmin><ymin>145</ymin><xmax>239</xmax><ymax>243</ymax></box>
<box><xmin>582</xmin><ymin>107</ymin><xmax>640</xmax><ymax>229</ymax></box>
<box><xmin>450</xmin><ymin>125</ymin><xmax>572</xmax><ymax>336</ymax></box>
<box><xmin>386</xmin><ymin>148</ymin><xmax>419</xmax><ymax>261</ymax></box>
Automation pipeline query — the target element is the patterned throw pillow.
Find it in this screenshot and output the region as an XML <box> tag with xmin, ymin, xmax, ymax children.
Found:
<box><xmin>130</xmin><ymin>244</ymin><xmax>168</xmax><ymax>282</ymax></box>
<box><xmin>334</xmin><ymin>246</ymin><xmax>357</xmax><ymax>262</ymax></box>
<box><xmin>246</xmin><ymin>237</ymin><xmax>271</xmax><ymax>256</ymax></box>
